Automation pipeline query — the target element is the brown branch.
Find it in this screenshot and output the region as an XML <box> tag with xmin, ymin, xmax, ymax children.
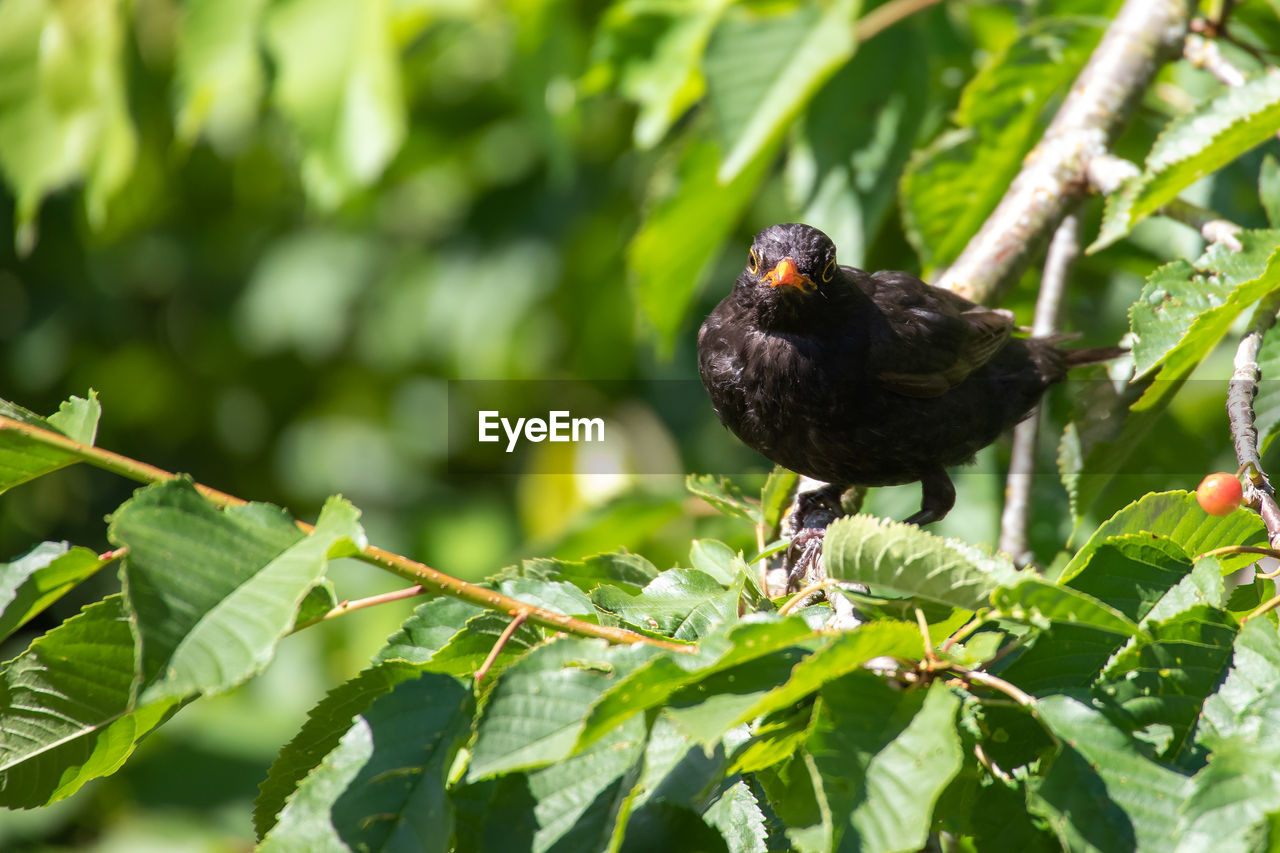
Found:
<box><xmin>1228</xmin><ymin>290</ymin><xmax>1280</xmax><ymax>549</ymax></box>
<box><xmin>854</xmin><ymin>0</ymin><xmax>946</xmax><ymax>42</ymax></box>
<box><xmin>999</xmin><ymin>213</ymin><xmax>1079</xmax><ymax>562</ymax></box>
<box><xmin>475</xmin><ymin>610</ymin><xmax>530</xmax><ymax>682</ymax></box>
<box><xmin>291</xmin><ymin>584</ymin><xmax>428</xmax><ymax>632</ymax></box>
<box><xmin>935</xmin><ymin>0</ymin><xmax>1197</xmax><ymax>301</ymax></box>
<box><xmin>0</xmin><ymin>413</ymin><xmax>692</xmax><ymax>653</ymax></box>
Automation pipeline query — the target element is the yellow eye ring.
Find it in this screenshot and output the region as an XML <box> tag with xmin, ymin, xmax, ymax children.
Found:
<box><xmin>821</xmin><ymin>259</ymin><xmax>835</xmax><ymax>282</ymax></box>
<box><xmin>748</xmin><ymin>249</ymin><xmax>761</xmax><ymax>275</ymax></box>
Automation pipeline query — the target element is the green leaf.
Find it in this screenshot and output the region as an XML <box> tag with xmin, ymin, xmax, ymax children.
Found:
<box><xmin>1062</xmin><ymin>492</ymin><xmax>1267</xmax><ymax>580</ymax></box>
<box><xmin>758</xmin><ymin>467</ymin><xmax>797</xmax><ymax>533</ymax></box>
<box><xmin>174</xmin><ymin>0</ymin><xmax>269</xmax><ymax>152</ymax></box>
<box><xmin>1031</xmin><ymin>696</ymin><xmax>1191</xmax><ymax>852</ymax></box>
<box><xmin>1095</xmin><ymin>605</ymin><xmax>1238</xmax><ymax>759</ymax></box>
<box><xmin>592</xmin><ymin>568</ymin><xmax>737</xmax><ymax>640</ymax></box>
<box><xmin>662</xmin><ymin>647</ymin><xmax>810</xmax><ymax>747</ymax></box>
<box><xmin>787</xmin><ymin>24</ymin><xmax>928</xmax><ymax>268</ymax></box>
<box><xmin>1261</xmin><ymin>154</ymin><xmax>1280</xmax><ymax>228</ymax></box>
<box><xmin>587</xmin><ymin>0</ymin><xmax>732</xmax><ymax>149</ymax></box>
<box><xmin>1200</xmin><ymin>617</ymin><xmax>1280</xmax><ymax>745</ymax></box>
<box><xmin>689</xmin><ymin>539</ymin><xmax>740</xmax><ymax>586</ymax></box>
<box><xmin>0</xmin><ymin>393</ymin><xmax>101</xmax><ymax>495</ymax></box>
<box><xmin>630</xmin><ymin>135</ymin><xmax>777</xmax><ymax>351</ymax></box>
<box><xmin>254</xmin><ymin>661</ymin><xmax>427</xmax><ymax>839</ymax></box>
<box><xmin>0</xmin><ymin>1</ymin><xmax>136</xmax><ymax>246</ymax></box>
<box><xmin>1065</xmin><ymin>235</ymin><xmax>1280</xmax><ymax>517</ymax></box>
<box><xmin>468</xmin><ymin>638</ymin><xmax>661</xmax><ymax>781</ymax></box>
<box><xmin>808</xmin><ymin>678</ymin><xmax>963</xmax><ymax>852</ymax></box>
<box><xmin>622</xmin><ymin>802</ymin><xmax>730</xmax><ymax>853</ymax></box>
<box><xmin>577</xmin><ymin>616</ymin><xmax>818</xmax><ymax>752</ymax></box>
<box><xmin>46</xmin><ymin>391</ymin><xmax>100</xmax><ymax>445</ymax></box>
<box><xmin>111</xmin><ymin>480</ymin><xmax>365</xmax><ymax>702</ymax></box>
<box><xmin>901</xmin><ymin>17</ymin><xmax>1101</xmax><ymax>272</ymax></box>
<box><xmin>498</xmin><ymin>577</ymin><xmax>598</xmax><ymax>620</ymax></box>
<box><xmin>999</xmin><ymin>622</ymin><xmax>1135</xmax><ymax>697</ymax></box>
<box><xmin>1176</xmin><ymin>727</ymin><xmax>1280</xmax><ymax>853</ymax></box>
<box><xmin>517</xmin><ymin>551</ymin><xmax>660</xmax><ymax>593</ymax></box>
<box><xmin>685</xmin><ymin>474</ymin><xmax>759</xmax><ymax>522</ymax></box>
<box><xmin>374</xmin><ymin>597</ymin><xmax>490</xmax><ymax>665</ymax></box>
<box><xmin>0</xmin><ymin>596</ymin><xmax>180</xmax><ymax>809</ymax></box>
<box><xmin>292</xmin><ymin>579</ymin><xmax>339</xmax><ymax>629</ymax></box>
<box><xmin>823</xmin><ymin>514</ymin><xmax>1018</xmax><ymax>611</ymax></box>
<box><xmin>992</xmin><ymin>576</ymin><xmax>1141</xmax><ymax>635</ymax></box>
<box><xmin>1064</xmin><ymin>534</ymin><xmax>1196</xmax><ymax>623</ymax></box>
<box><xmin>702</xmin><ymin>0</ymin><xmax>859</xmax><ymax>181</ymax></box>
<box><xmin>0</xmin><ymin>542</ymin><xmax>108</xmax><ymax>642</ymax></box>
<box><xmin>725</xmin><ymin>621</ymin><xmax>924</xmax><ymax>729</ymax></box>
<box><xmin>259</xmin><ymin>672</ymin><xmax>473</xmax><ymax>853</ymax></box>
<box><xmin>1093</xmin><ymin>72</ymin><xmax>1280</xmax><ymax>250</ymax></box>
<box><xmin>264</xmin><ymin>0</ymin><xmax>405</xmax><ymax>208</ymax></box>
<box><xmin>460</xmin><ymin>715</ymin><xmax>649</xmax><ymax>853</ymax></box>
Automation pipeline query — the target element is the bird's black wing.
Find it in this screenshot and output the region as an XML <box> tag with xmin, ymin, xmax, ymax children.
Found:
<box><xmin>860</xmin><ymin>269</ymin><xmax>1015</xmax><ymax>398</ymax></box>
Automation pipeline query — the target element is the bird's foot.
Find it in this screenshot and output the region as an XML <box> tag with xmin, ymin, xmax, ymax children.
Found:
<box><xmin>903</xmin><ymin>468</ymin><xmax>956</xmax><ymax>526</ymax></box>
<box><xmin>783</xmin><ymin>483</ymin><xmax>845</xmax><ymax>591</ymax></box>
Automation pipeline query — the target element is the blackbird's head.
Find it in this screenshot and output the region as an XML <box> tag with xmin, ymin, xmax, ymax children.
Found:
<box><xmin>740</xmin><ymin>223</ymin><xmax>838</xmax><ymax>297</ymax></box>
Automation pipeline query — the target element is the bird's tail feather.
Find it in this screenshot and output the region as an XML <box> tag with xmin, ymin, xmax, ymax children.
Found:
<box><xmin>1061</xmin><ymin>345</ymin><xmax>1127</xmax><ymax>367</ymax></box>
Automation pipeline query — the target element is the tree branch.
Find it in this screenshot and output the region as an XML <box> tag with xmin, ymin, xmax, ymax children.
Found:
<box><xmin>1228</xmin><ymin>290</ymin><xmax>1280</xmax><ymax>548</ymax></box>
<box><xmin>999</xmin><ymin>213</ymin><xmax>1079</xmax><ymax>562</ymax></box>
<box><xmin>935</xmin><ymin>0</ymin><xmax>1197</xmax><ymax>302</ymax></box>
<box><xmin>0</xmin><ymin>413</ymin><xmax>692</xmax><ymax>653</ymax></box>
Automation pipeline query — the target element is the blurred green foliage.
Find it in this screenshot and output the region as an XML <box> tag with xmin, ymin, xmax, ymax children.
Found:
<box><xmin>0</xmin><ymin>0</ymin><xmax>1276</xmax><ymax>848</ymax></box>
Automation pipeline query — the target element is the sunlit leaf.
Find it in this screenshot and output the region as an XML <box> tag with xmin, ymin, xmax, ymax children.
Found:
<box><xmin>1093</xmin><ymin>72</ymin><xmax>1280</xmax><ymax>250</ymax></box>
<box><xmin>0</xmin><ymin>0</ymin><xmax>136</xmax><ymax>248</ymax></box>
<box><xmin>630</xmin><ymin>137</ymin><xmax>777</xmax><ymax>351</ymax></box>
<box><xmin>901</xmin><ymin>17</ymin><xmax>1101</xmax><ymax>273</ymax></box>
<box><xmin>702</xmin><ymin>0</ymin><xmax>859</xmax><ymax>181</ymax></box>
<box><xmin>576</xmin><ymin>616</ymin><xmax>818</xmax><ymax>752</ymax></box>
<box><xmin>111</xmin><ymin>480</ymin><xmax>365</xmax><ymax>702</ymax></box>
<box><xmin>823</xmin><ymin>514</ymin><xmax>1019</xmax><ymax>611</ymax></box>
<box><xmin>259</xmin><ymin>672</ymin><xmax>472</xmax><ymax>853</ymax></box>
<box><xmin>468</xmin><ymin>637</ymin><xmax>661</xmax><ymax>780</ymax></box>
<box><xmin>264</xmin><ymin>0</ymin><xmax>405</xmax><ymax>208</ymax></box>
<box><xmin>809</xmin><ymin>678</ymin><xmax>963</xmax><ymax>851</ymax></box>
<box><xmin>0</xmin><ymin>542</ymin><xmax>108</xmax><ymax>642</ymax></box>
<box><xmin>992</xmin><ymin>576</ymin><xmax>1140</xmax><ymax>635</ymax></box>
<box><xmin>0</xmin><ymin>596</ymin><xmax>179</xmax><ymax>809</ymax></box>
<box><xmin>174</xmin><ymin>0</ymin><xmax>268</xmax><ymax>152</ymax></box>
<box><xmin>1096</xmin><ymin>605</ymin><xmax>1238</xmax><ymax>760</ymax></box>
<box><xmin>254</xmin><ymin>660</ymin><xmax>428</xmax><ymax>839</ymax></box>
<box><xmin>1031</xmin><ymin>696</ymin><xmax>1190</xmax><ymax>851</ymax></box>
<box><xmin>592</xmin><ymin>568</ymin><xmax>736</xmax><ymax>640</ymax></box>
<box><xmin>587</xmin><ymin>0</ymin><xmax>733</xmax><ymax>148</ymax></box>
<box><xmin>0</xmin><ymin>393</ymin><xmax>101</xmax><ymax>496</ymax></box>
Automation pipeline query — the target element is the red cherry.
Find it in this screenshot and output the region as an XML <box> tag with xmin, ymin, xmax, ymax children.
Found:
<box><xmin>1197</xmin><ymin>472</ymin><xmax>1244</xmax><ymax>516</ymax></box>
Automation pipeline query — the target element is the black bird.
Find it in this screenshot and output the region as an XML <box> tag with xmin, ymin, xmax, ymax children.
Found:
<box><xmin>697</xmin><ymin>223</ymin><xmax>1121</xmax><ymax>543</ymax></box>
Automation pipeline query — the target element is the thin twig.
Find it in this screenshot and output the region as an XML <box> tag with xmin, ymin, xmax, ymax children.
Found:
<box><xmin>999</xmin><ymin>213</ymin><xmax>1079</xmax><ymax>562</ymax></box>
<box><xmin>914</xmin><ymin>606</ymin><xmax>938</xmax><ymax>667</ymax></box>
<box><xmin>1087</xmin><ymin>154</ymin><xmax>1244</xmax><ymax>250</ymax></box>
<box><xmin>0</xmin><ymin>414</ymin><xmax>692</xmax><ymax>653</ymax></box>
<box><xmin>948</xmin><ymin>664</ymin><xmax>1037</xmax><ymax>707</ymax></box>
<box><xmin>854</xmin><ymin>0</ymin><xmax>946</xmax><ymax>41</ymax></box>
<box><xmin>291</xmin><ymin>584</ymin><xmax>428</xmax><ymax>633</ymax></box>
<box><xmin>936</xmin><ymin>0</ymin><xmax>1196</xmax><ymax>301</ymax></box>
<box><xmin>475</xmin><ymin>610</ymin><xmax>530</xmax><ymax>682</ymax></box>
<box><xmin>1184</xmin><ymin>32</ymin><xmax>1246</xmax><ymax>86</ymax></box>
<box><xmin>1228</xmin><ymin>290</ymin><xmax>1280</xmax><ymax>549</ymax></box>
<box><xmin>973</xmin><ymin>743</ymin><xmax>1014</xmax><ymax>785</ymax></box>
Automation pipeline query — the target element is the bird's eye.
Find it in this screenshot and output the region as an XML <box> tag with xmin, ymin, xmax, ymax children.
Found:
<box><xmin>748</xmin><ymin>249</ymin><xmax>761</xmax><ymax>275</ymax></box>
<box><xmin>821</xmin><ymin>259</ymin><xmax>835</xmax><ymax>282</ymax></box>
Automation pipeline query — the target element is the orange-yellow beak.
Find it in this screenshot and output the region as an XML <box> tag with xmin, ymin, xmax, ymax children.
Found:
<box><xmin>763</xmin><ymin>257</ymin><xmax>813</xmax><ymax>291</ymax></box>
